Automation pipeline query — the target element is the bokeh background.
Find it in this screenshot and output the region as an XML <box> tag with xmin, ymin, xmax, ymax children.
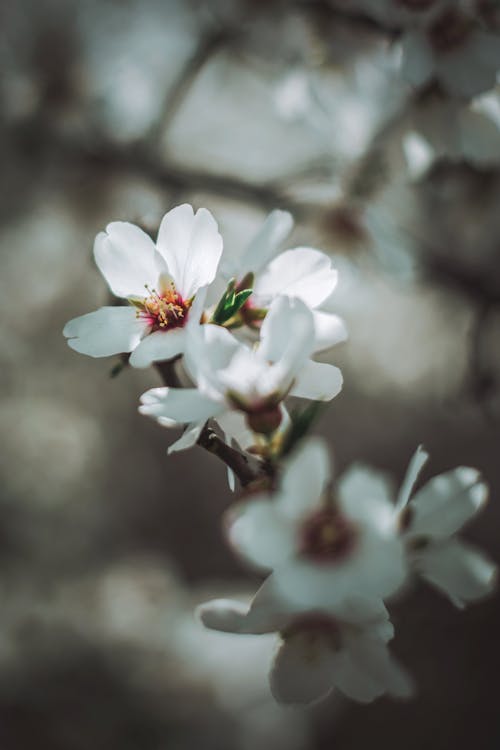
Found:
<box><xmin>1</xmin><ymin>0</ymin><xmax>500</xmax><ymax>748</ymax></box>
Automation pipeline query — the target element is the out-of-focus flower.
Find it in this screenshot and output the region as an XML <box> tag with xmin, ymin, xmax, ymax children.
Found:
<box><xmin>198</xmin><ymin>575</ymin><xmax>414</xmax><ymax>705</ymax></box>
<box><xmin>222</xmin><ymin>209</ymin><xmax>347</xmax><ymax>352</ymax></box>
<box><xmin>400</xmin><ymin>6</ymin><xmax>500</xmax><ymax>97</ymax></box>
<box><xmin>339</xmin><ymin>447</ymin><xmax>497</xmax><ymax>607</ymax></box>
<box><xmin>139</xmin><ymin>297</ymin><xmax>343</xmax><ymax>451</ymax></box>
<box><xmin>227</xmin><ymin>439</ymin><xmax>406</xmax><ymax>610</ymax></box>
<box><xmin>401</xmin><ymin>89</ymin><xmax>500</xmax><ymax>177</ymax></box>
<box><xmin>63</xmin><ymin>204</ymin><xmax>223</xmax><ymax>368</ymax></box>
<box><xmin>397</xmin><ymin>447</ymin><xmax>497</xmax><ymax>607</ymax></box>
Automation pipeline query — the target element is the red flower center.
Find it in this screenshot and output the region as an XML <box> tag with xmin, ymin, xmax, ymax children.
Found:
<box><xmin>299</xmin><ymin>509</ymin><xmax>357</xmax><ymax>563</ymax></box>
<box><xmin>133</xmin><ymin>284</ymin><xmax>191</xmax><ymax>332</ymax></box>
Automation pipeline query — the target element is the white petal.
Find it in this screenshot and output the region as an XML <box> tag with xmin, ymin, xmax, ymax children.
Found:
<box><xmin>238</xmin><ymin>209</ymin><xmax>294</xmax><ymax>276</ymax></box>
<box><xmin>312</xmin><ymin>310</ymin><xmax>348</xmax><ymax>352</ymax></box>
<box><xmin>270</xmin><ymin>635</ymin><xmax>334</xmax><ymax>705</ymax></box>
<box><xmin>129</xmin><ymin>328</ymin><xmax>187</xmax><ymax>368</ymax></box>
<box><xmin>400</xmin><ymin>31</ymin><xmax>435</xmax><ymax>87</ymax></box>
<box><xmin>167</xmin><ymin>421</ymin><xmax>204</xmax><ymax>454</ymax></box>
<box><xmin>93</xmin><ymin>222</ymin><xmax>158</xmax><ymax>298</ymax></box>
<box><xmin>254</xmin><ymin>247</ymin><xmax>338</xmax><ymax>307</ymax></box>
<box><xmin>63</xmin><ymin>306</ymin><xmax>147</xmax><ymax>357</ymax></box>
<box><xmin>329</xmin><ymin>650</ymin><xmax>383</xmax><ymax>703</ymax></box>
<box><xmin>291</xmin><ymin>361</ymin><xmax>343</xmax><ymax>401</ymax></box>
<box><xmin>412</xmin><ymin>539</ymin><xmax>497</xmax><ymax>608</ymax></box>
<box><xmin>259</xmin><ymin>295</ymin><xmax>316</xmax><ymax>363</ymax></box>
<box><xmin>197</xmin><ymin>599</ymin><xmax>254</xmax><ymax>634</ymax></box>
<box><xmin>215</xmin><ymin>410</ymin><xmax>255</xmax><ymax>451</ymax></box>
<box><xmin>345</xmin><ymin>634</ymin><xmax>415</xmax><ymax>699</ymax></box>
<box><xmin>396</xmin><ymin>445</ymin><xmax>429</xmax><ymax>512</ymax></box>
<box><xmin>156</xmin><ymin>204</ymin><xmax>223</xmax><ymax>299</ymax></box>
<box><xmin>408</xmin><ymin>468</ymin><xmax>488</xmax><ymax>539</ymax></box>
<box><xmin>227</xmin><ymin>498</ymin><xmax>296</xmax><ymax>570</ymax></box>
<box><xmin>184</xmin><ymin>322</ymin><xmax>240</xmax><ymax>386</ymax></box>
<box><xmin>139</xmin><ymin>386</ymin><xmax>222</xmax><ymax>424</ymax></box>
<box><xmin>277</xmin><ymin>438</ymin><xmax>331</xmax><ymax>521</ymax></box>
<box><xmin>198</xmin><ymin>576</ymin><xmax>293</xmax><ymax>635</ymax></box>
<box><xmin>338</xmin><ymin>467</ymin><xmax>396</xmax><ymax>535</ymax></box>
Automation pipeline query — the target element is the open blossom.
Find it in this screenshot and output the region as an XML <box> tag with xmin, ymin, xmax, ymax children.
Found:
<box><xmin>139</xmin><ymin>296</ymin><xmax>343</xmax><ymax>452</ymax></box>
<box><xmin>63</xmin><ymin>204</ymin><xmax>223</xmax><ymax>368</ymax></box>
<box><xmin>227</xmin><ymin>438</ymin><xmax>406</xmax><ymax>610</ymax></box>
<box><xmin>222</xmin><ymin>209</ymin><xmax>347</xmax><ymax>352</ymax></box>
<box><xmin>339</xmin><ymin>447</ymin><xmax>497</xmax><ymax>608</ymax></box>
<box><xmin>198</xmin><ymin>575</ymin><xmax>414</xmax><ymax>705</ymax></box>
<box><xmin>401</xmin><ymin>6</ymin><xmax>500</xmax><ymax>98</ymax></box>
<box><xmin>396</xmin><ymin>446</ymin><xmax>497</xmax><ymax>607</ymax></box>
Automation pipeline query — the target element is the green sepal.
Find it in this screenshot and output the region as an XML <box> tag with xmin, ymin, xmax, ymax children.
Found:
<box><xmin>211</xmin><ymin>278</ymin><xmax>253</xmax><ymax>326</ymax></box>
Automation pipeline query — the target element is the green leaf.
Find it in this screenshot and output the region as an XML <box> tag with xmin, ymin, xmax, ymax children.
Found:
<box><xmin>211</xmin><ymin>277</ymin><xmax>253</xmax><ymax>325</ymax></box>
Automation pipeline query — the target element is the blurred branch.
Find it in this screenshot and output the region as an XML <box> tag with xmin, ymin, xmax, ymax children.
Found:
<box><xmin>146</xmin><ymin>28</ymin><xmax>231</xmax><ymax>147</ymax></box>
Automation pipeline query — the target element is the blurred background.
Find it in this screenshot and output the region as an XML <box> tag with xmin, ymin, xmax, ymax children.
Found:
<box><xmin>1</xmin><ymin>0</ymin><xmax>500</xmax><ymax>747</ymax></box>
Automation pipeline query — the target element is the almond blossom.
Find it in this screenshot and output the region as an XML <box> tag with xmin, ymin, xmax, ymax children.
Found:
<box><xmin>139</xmin><ymin>296</ymin><xmax>343</xmax><ymax>453</ymax></box>
<box><xmin>198</xmin><ymin>575</ymin><xmax>414</xmax><ymax>705</ymax></box>
<box><xmin>401</xmin><ymin>6</ymin><xmax>500</xmax><ymax>98</ymax></box>
<box><xmin>227</xmin><ymin>438</ymin><xmax>407</xmax><ymax>611</ymax></box>
<box><xmin>396</xmin><ymin>446</ymin><xmax>497</xmax><ymax>607</ymax></box>
<box><xmin>222</xmin><ymin>209</ymin><xmax>347</xmax><ymax>352</ymax></box>
<box><xmin>338</xmin><ymin>447</ymin><xmax>497</xmax><ymax>608</ymax></box>
<box><xmin>63</xmin><ymin>204</ymin><xmax>223</xmax><ymax>368</ymax></box>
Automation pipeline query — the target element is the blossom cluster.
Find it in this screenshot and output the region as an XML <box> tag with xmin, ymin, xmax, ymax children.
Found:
<box><xmin>64</xmin><ymin>203</ymin><xmax>496</xmax><ymax>706</ymax></box>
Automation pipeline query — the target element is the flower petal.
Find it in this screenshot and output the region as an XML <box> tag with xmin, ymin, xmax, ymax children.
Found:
<box><xmin>227</xmin><ymin>498</ymin><xmax>296</xmax><ymax>570</ymax></box>
<box><xmin>253</xmin><ymin>247</ymin><xmax>338</xmax><ymax>307</ymax></box>
<box><xmin>344</xmin><ymin>634</ymin><xmax>415</xmax><ymax>700</ymax></box>
<box><xmin>129</xmin><ymin>328</ymin><xmax>187</xmax><ymax>368</ymax></box>
<box><xmin>400</xmin><ymin>31</ymin><xmax>434</xmax><ymax>88</ymax></box>
<box><xmin>93</xmin><ymin>222</ymin><xmax>158</xmax><ymax>298</ymax></box>
<box><xmin>156</xmin><ymin>204</ymin><xmax>223</xmax><ymax>299</ymax></box>
<box><xmin>259</xmin><ymin>295</ymin><xmax>315</xmax><ymax>365</ymax></box>
<box><xmin>291</xmin><ymin>361</ymin><xmax>343</xmax><ymax>401</ymax></box>
<box><xmin>395</xmin><ymin>445</ymin><xmax>429</xmax><ymax>512</ymax></box>
<box><xmin>139</xmin><ymin>386</ymin><xmax>222</xmax><ymax>424</ymax></box>
<box><xmin>197</xmin><ymin>576</ymin><xmax>293</xmax><ymax>636</ymax></box>
<box><xmin>277</xmin><ymin>438</ymin><xmax>331</xmax><ymax>521</ymax></box>
<box><xmin>64</xmin><ymin>306</ymin><xmax>147</xmax><ymax>357</ymax></box>
<box><xmin>312</xmin><ymin>310</ymin><xmax>348</xmax><ymax>352</ymax></box>
<box><xmin>408</xmin><ymin>468</ymin><xmax>488</xmax><ymax>539</ymax></box>
<box><xmin>412</xmin><ymin>539</ymin><xmax>497</xmax><ymax>608</ymax></box>
<box><xmin>270</xmin><ymin>634</ymin><xmax>334</xmax><ymax>705</ymax></box>
<box><xmin>338</xmin><ymin>466</ymin><xmax>395</xmax><ymax>534</ymax></box>
<box><xmin>238</xmin><ymin>209</ymin><xmax>294</xmax><ymax>276</ymax></box>
<box><xmin>329</xmin><ymin>650</ymin><xmax>382</xmax><ymax>703</ymax></box>
<box><xmin>167</xmin><ymin>422</ymin><xmax>204</xmax><ymax>454</ymax></box>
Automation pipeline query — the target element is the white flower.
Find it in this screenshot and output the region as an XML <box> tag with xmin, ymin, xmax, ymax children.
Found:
<box><xmin>139</xmin><ymin>296</ymin><xmax>343</xmax><ymax>453</ymax></box>
<box><xmin>223</xmin><ymin>209</ymin><xmax>347</xmax><ymax>352</ymax></box>
<box><xmin>226</xmin><ymin>438</ymin><xmax>406</xmax><ymax>610</ymax></box>
<box><xmin>339</xmin><ymin>447</ymin><xmax>497</xmax><ymax>608</ymax></box>
<box><xmin>396</xmin><ymin>446</ymin><xmax>497</xmax><ymax>608</ymax></box>
<box><xmin>63</xmin><ymin>204</ymin><xmax>223</xmax><ymax>368</ymax></box>
<box><xmin>401</xmin><ymin>7</ymin><xmax>500</xmax><ymax>98</ymax></box>
<box><xmin>197</xmin><ymin>576</ymin><xmax>414</xmax><ymax>705</ymax></box>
